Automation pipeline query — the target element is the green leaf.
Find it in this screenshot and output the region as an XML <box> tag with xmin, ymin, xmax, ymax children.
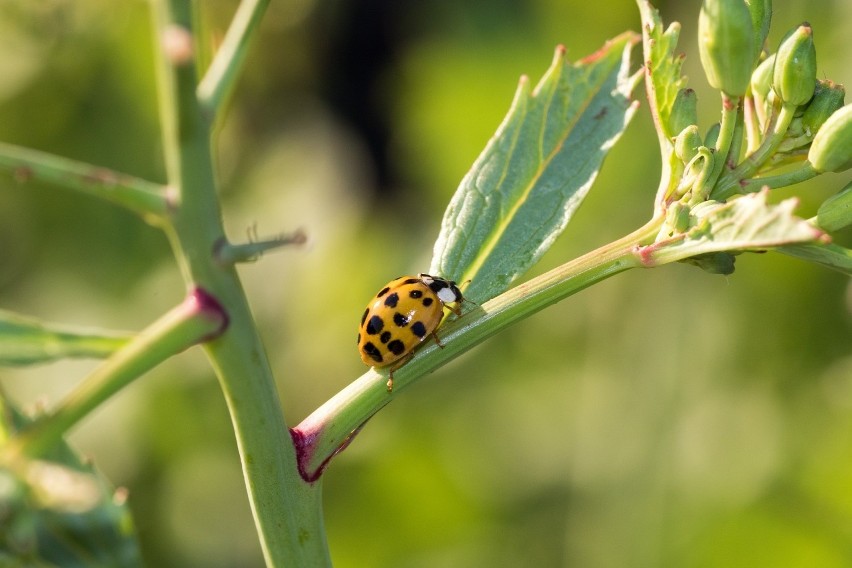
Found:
<box><xmin>430</xmin><ymin>33</ymin><xmax>641</xmax><ymax>303</ymax></box>
<box><xmin>0</xmin><ymin>310</ymin><xmax>131</xmax><ymax>366</ymax></box>
<box><xmin>0</xmin><ymin>392</ymin><xmax>142</xmax><ymax>567</ymax></box>
<box><xmin>779</xmin><ymin>242</ymin><xmax>852</xmax><ymax>275</ymax></box>
<box><xmin>641</xmin><ymin>190</ymin><xmax>826</xmax><ymax>266</ymax></box>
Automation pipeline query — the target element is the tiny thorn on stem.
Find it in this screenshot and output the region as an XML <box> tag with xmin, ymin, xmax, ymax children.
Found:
<box><xmin>214</xmin><ymin>228</ymin><xmax>309</xmax><ymax>265</ymax></box>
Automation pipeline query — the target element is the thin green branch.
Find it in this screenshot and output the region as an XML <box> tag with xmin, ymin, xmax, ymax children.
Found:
<box><xmin>197</xmin><ymin>0</ymin><xmax>271</xmax><ymax>120</ymax></box>
<box><xmin>3</xmin><ymin>290</ymin><xmax>226</xmax><ymax>460</ymax></box>
<box><xmin>0</xmin><ymin>141</ymin><xmax>169</xmax><ymax>223</ymax></box>
<box><xmin>214</xmin><ymin>228</ymin><xmax>307</xmax><ymax>265</ymax></box>
<box><xmin>294</xmin><ymin>216</ymin><xmax>665</xmax><ymax>479</ymax></box>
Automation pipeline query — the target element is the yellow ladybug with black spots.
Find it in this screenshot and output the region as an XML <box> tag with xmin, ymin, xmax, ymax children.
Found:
<box><xmin>358</xmin><ymin>274</ymin><xmax>464</xmax><ymax>391</ymax></box>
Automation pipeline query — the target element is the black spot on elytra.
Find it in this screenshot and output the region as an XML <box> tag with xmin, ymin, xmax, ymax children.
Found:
<box><xmin>387</xmin><ymin>339</ymin><xmax>405</xmax><ymax>355</ymax></box>
<box><xmin>362</xmin><ymin>342</ymin><xmax>383</xmax><ymax>363</ymax></box>
<box><xmin>384</xmin><ymin>292</ymin><xmax>399</xmax><ymax>308</ymax></box>
<box><xmin>411</xmin><ymin>321</ymin><xmax>427</xmax><ymax>338</ymax></box>
<box><xmin>402</xmin><ymin>278</ymin><xmax>419</xmax><ymax>285</ymax></box>
<box><xmin>366</xmin><ymin>315</ymin><xmax>384</xmax><ymax>335</ymax></box>
<box><xmin>422</xmin><ymin>297</ymin><xmax>434</xmax><ymax>307</ymax></box>
<box><xmin>409</xmin><ymin>290</ymin><xmax>423</xmax><ymax>299</ymax></box>
<box><xmin>393</xmin><ymin>312</ymin><xmax>410</xmax><ymax>327</ymax></box>
<box><xmin>360</xmin><ymin>308</ymin><xmax>369</xmax><ymax>325</ymax></box>
<box><xmin>376</xmin><ymin>286</ymin><xmax>390</xmax><ymax>298</ymax></box>
<box><xmin>380</xmin><ymin>331</ymin><xmax>391</xmax><ymax>343</ymax></box>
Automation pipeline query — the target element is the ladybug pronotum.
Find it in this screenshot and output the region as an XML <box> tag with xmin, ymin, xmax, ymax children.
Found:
<box><xmin>357</xmin><ymin>274</ymin><xmax>464</xmax><ymax>391</ymax></box>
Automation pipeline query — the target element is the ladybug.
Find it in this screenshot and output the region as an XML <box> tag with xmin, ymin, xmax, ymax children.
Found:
<box><xmin>358</xmin><ymin>274</ymin><xmax>465</xmax><ymax>391</ymax></box>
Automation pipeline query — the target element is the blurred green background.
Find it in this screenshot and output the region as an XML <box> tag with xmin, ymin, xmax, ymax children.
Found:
<box><xmin>1</xmin><ymin>0</ymin><xmax>851</xmax><ymax>566</ymax></box>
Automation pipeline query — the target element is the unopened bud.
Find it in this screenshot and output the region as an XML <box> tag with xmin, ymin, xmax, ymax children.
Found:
<box><xmin>802</xmin><ymin>80</ymin><xmax>846</xmax><ymax>137</ymax></box>
<box><xmin>698</xmin><ymin>0</ymin><xmax>755</xmax><ymax>97</ymax></box>
<box><xmin>674</xmin><ymin>125</ymin><xmax>703</xmax><ymax>163</ymax></box>
<box><xmin>705</xmin><ymin>123</ymin><xmax>721</xmax><ymax>149</ymax></box>
<box><xmin>817</xmin><ymin>180</ymin><xmax>852</xmax><ymax>232</ymax></box>
<box><xmin>772</xmin><ymin>23</ymin><xmax>817</xmax><ymax>107</ymax></box>
<box><xmin>745</xmin><ymin>0</ymin><xmax>772</xmax><ymax>64</ymax></box>
<box><xmin>750</xmin><ymin>54</ymin><xmax>774</xmax><ymax>100</ymax></box>
<box><xmin>669</xmin><ymin>88</ymin><xmax>699</xmax><ymax>135</ymax></box>
<box><xmin>808</xmin><ymin>104</ymin><xmax>852</xmax><ymax>173</ymax></box>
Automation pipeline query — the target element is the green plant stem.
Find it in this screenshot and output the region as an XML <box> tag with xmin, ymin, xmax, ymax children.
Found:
<box><xmin>0</xmin><ymin>141</ymin><xmax>168</xmax><ymax>223</ymax></box>
<box><xmin>294</xmin><ymin>215</ymin><xmax>665</xmax><ymax>479</ymax></box>
<box><xmin>707</xmin><ymin>94</ymin><xmax>741</xmax><ymax>191</ymax></box>
<box><xmin>154</xmin><ymin>2</ymin><xmax>330</xmax><ymax>565</ymax></box>
<box><xmin>738</xmin><ymin>163</ymin><xmax>819</xmax><ymax>193</ymax></box>
<box><xmin>713</xmin><ymin>102</ymin><xmax>797</xmax><ymax>200</ymax></box>
<box><xmin>197</xmin><ymin>0</ymin><xmax>270</xmax><ymax>119</ymax></box>
<box><xmin>4</xmin><ymin>292</ymin><xmax>224</xmax><ymax>460</ymax></box>
<box><xmin>215</xmin><ymin>228</ymin><xmax>307</xmax><ymax>265</ymax></box>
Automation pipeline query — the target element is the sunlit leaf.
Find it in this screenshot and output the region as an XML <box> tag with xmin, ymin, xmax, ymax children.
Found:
<box><xmin>0</xmin><ymin>392</ymin><xmax>141</xmax><ymax>566</ymax></box>
<box><xmin>642</xmin><ymin>190</ymin><xmax>826</xmax><ymax>266</ymax></box>
<box><xmin>429</xmin><ymin>33</ymin><xmax>641</xmax><ymax>303</ymax></box>
<box><xmin>0</xmin><ymin>310</ymin><xmax>131</xmax><ymax>366</ymax></box>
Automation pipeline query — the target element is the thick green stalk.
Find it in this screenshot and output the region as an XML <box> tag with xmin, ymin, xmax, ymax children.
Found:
<box><xmin>294</xmin><ymin>216</ymin><xmax>664</xmax><ymax>479</ymax></box>
<box><xmin>153</xmin><ymin>1</ymin><xmax>329</xmax><ymax>565</ymax></box>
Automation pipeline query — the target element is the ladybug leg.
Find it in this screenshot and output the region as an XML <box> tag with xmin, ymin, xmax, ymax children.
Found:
<box><xmin>431</xmin><ymin>330</ymin><xmax>445</xmax><ymax>348</ymax></box>
<box><xmin>386</xmin><ymin>353</ymin><xmax>414</xmax><ymax>393</ymax></box>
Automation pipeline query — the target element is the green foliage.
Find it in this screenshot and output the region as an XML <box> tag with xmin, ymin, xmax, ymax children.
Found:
<box><xmin>0</xmin><ymin>394</ymin><xmax>141</xmax><ymax>567</ymax></box>
<box><xmin>429</xmin><ymin>35</ymin><xmax>640</xmax><ymax>303</ymax></box>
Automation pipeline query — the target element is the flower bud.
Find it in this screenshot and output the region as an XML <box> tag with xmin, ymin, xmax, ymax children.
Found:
<box><xmin>705</xmin><ymin>123</ymin><xmax>721</xmax><ymax>149</ymax></box>
<box><xmin>772</xmin><ymin>23</ymin><xmax>817</xmax><ymax>107</ymax></box>
<box><xmin>674</xmin><ymin>125</ymin><xmax>703</xmax><ymax>163</ymax></box>
<box><xmin>669</xmin><ymin>88</ymin><xmax>699</xmax><ymax>135</ymax></box>
<box><xmin>817</xmin><ymin>180</ymin><xmax>852</xmax><ymax>232</ymax></box>
<box><xmin>808</xmin><ymin>104</ymin><xmax>852</xmax><ymax>173</ymax></box>
<box><xmin>802</xmin><ymin>80</ymin><xmax>845</xmax><ymax>137</ymax></box>
<box><xmin>745</xmin><ymin>0</ymin><xmax>772</xmax><ymax>64</ymax></box>
<box><xmin>698</xmin><ymin>0</ymin><xmax>755</xmax><ymax>97</ymax></box>
<box><xmin>683</xmin><ymin>252</ymin><xmax>736</xmax><ymax>275</ymax></box>
<box><xmin>750</xmin><ymin>54</ymin><xmax>774</xmax><ymax>100</ymax></box>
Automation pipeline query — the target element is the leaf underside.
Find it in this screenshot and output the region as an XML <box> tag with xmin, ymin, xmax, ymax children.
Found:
<box><xmin>645</xmin><ymin>190</ymin><xmax>827</xmax><ymax>265</ymax></box>
<box><xmin>430</xmin><ymin>32</ymin><xmax>641</xmax><ymax>304</ymax></box>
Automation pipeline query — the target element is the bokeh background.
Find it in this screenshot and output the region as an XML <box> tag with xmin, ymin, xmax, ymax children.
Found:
<box><xmin>1</xmin><ymin>0</ymin><xmax>851</xmax><ymax>566</ymax></box>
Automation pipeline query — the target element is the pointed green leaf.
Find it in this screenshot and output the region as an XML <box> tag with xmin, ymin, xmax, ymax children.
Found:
<box><xmin>0</xmin><ymin>393</ymin><xmax>142</xmax><ymax>566</ymax></box>
<box><xmin>641</xmin><ymin>190</ymin><xmax>826</xmax><ymax>266</ymax></box>
<box><xmin>779</xmin><ymin>242</ymin><xmax>852</xmax><ymax>275</ymax></box>
<box><xmin>430</xmin><ymin>33</ymin><xmax>641</xmax><ymax>303</ymax></box>
<box><xmin>0</xmin><ymin>310</ymin><xmax>131</xmax><ymax>366</ymax></box>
